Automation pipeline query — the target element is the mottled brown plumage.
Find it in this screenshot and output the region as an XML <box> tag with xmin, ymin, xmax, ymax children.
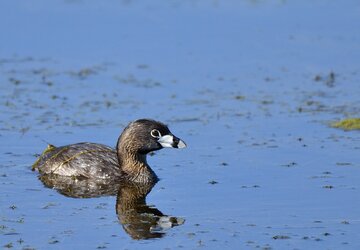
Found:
<box><xmin>33</xmin><ymin>119</ymin><xmax>186</xmax><ymax>184</ymax></box>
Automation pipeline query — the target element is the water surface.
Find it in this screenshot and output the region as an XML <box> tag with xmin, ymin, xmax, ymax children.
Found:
<box><xmin>1</xmin><ymin>0</ymin><xmax>360</xmax><ymax>249</ymax></box>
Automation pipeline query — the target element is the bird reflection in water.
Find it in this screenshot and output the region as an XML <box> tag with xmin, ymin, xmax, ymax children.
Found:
<box><xmin>39</xmin><ymin>175</ymin><xmax>185</xmax><ymax>240</ymax></box>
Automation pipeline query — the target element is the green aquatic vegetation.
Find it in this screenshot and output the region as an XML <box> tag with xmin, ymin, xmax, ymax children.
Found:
<box><xmin>273</xmin><ymin>235</ymin><xmax>291</xmax><ymax>240</ymax></box>
<box><xmin>3</xmin><ymin>242</ymin><xmax>13</xmax><ymax>248</ymax></box>
<box><xmin>331</xmin><ymin>118</ymin><xmax>360</xmax><ymax>131</ymax></box>
<box><xmin>32</xmin><ymin>144</ymin><xmax>56</xmax><ymax>170</ymax></box>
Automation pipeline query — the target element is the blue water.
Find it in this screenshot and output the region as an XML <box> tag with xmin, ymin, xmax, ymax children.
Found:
<box><xmin>1</xmin><ymin>0</ymin><xmax>360</xmax><ymax>249</ymax></box>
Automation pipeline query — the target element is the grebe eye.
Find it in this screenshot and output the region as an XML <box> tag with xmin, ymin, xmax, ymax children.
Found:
<box><xmin>150</xmin><ymin>129</ymin><xmax>161</xmax><ymax>139</ymax></box>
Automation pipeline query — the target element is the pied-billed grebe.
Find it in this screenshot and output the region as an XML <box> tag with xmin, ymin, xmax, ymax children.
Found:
<box><xmin>33</xmin><ymin>119</ymin><xmax>186</xmax><ymax>183</ymax></box>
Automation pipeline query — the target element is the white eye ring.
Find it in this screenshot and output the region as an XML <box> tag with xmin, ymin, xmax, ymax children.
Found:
<box><xmin>150</xmin><ymin>129</ymin><xmax>162</xmax><ymax>139</ymax></box>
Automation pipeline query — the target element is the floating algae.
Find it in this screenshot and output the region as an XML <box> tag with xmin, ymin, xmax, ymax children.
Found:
<box><xmin>331</xmin><ymin>118</ymin><xmax>360</xmax><ymax>131</ymax></box>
